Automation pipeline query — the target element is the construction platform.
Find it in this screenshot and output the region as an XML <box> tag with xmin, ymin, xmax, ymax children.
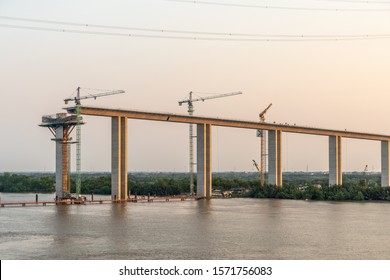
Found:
<box><xmin>0</xmin><ymin>196</ymin><xmax>194</xmax><ymax>208</ymax></box>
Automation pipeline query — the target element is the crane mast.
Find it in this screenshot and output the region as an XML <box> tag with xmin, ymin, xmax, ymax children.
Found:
<box><xmin>179</xmin><ymin>91</ymin><xmax>242</xmax><ymax>195</ymax></box>
<box><xmin>257</xmin><ymin>103</ymin><xmax>272</xmax><ymax>187</ymax></box>
<box><xmin>64</xmin><ymin>87</ymin><xmax>125</xmax><ymax>198</ymax></box>
<box><xmin>363</xmin><ymin>164</ymin><xmax>368</xmax><ymax>187</ymax></box>
<box><xmin>76</xmin><ymin>87</ymin><xmax>81</xmax><ymax>197</ymax></box>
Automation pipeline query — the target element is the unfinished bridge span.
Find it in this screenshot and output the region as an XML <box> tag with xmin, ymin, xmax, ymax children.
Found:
<box><xmin>62</xmin><ymin>106</ymin><xmax>390</xmax><ymax>200</ymax></box>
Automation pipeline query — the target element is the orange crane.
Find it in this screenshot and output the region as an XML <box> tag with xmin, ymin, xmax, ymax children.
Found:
<box><xmin>253</xmin><ymin>159</ymin><xmax>261</xmax><ymax>172</ymax></box>
<box><xmin>257</xmin><ymin>103</ymin><xmax>272</xmax><ymax>186</ymax></box>
<box><xmin>252</xmin><ymin>159</ymin><xmax>262</xmax><ymax>187</ymax></box>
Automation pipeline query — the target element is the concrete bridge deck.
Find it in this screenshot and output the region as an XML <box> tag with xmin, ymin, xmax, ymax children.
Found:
<box><xmin>68</xmin><ymin>106</ymin><xmax>390</xmax><ymax>141</ymax></box>
<box><xmin>61</xmin><ymin>105</ymin><xmax>390</xmax><ymax>199</ymax></box>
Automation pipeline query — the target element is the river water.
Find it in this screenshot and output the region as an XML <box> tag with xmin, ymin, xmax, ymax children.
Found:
<box><xmin>1</xmin><ymin>193</ymin><xmax>390</xmax><ymax>260</ymax></box>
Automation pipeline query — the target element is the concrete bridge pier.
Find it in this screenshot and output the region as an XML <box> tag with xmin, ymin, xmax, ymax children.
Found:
<box><xmin>381</xmin><ymin>140</ymin><xmax>390</xmax><ymax>187</ymax></box>
<box><xmin>268</xmin><ymin>130</ymin><xmax>282</xmax><ymax>186</ymax></box>
<box><xmin>55</xmin><ymin>126</ymin><xmax>71</xmax><ymax>199</ymax></box>
<box><xmin>112</xmin><ymin>116</ymin><xmax>128</xmax><ymax>201</ymax></box>
<box><xmin>197</xmin><ymin>124</ymin><xmax>212</xmax><ymax>198</ymax></box>
<box><xmin>40</xmin><ymin>113</ymin><xmax>81</xmax><ymax>200</ymax></box>
<box><xmin>329</xmin><ymin>135</ymin><xmax>342</xmax><ymax>186</ymax></box>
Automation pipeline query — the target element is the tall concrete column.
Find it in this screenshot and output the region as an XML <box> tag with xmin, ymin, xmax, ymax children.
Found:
<box><xmin>54</xmin><ymin>126</ymin><xmax>71</xmax><ymax>200</ymax></box>
<box><xmin>55</xmin><ymin>126</ymin><xmax>64</xmax><ymax>199</ymax></box>
<box><xmin>120</xmin><ymin>117</ymin><xmax>128</xmax><ymax>199</ymax></box>
<box><xmin>381</xmin><ymin>140</ymin><xmax>390</xmax><ymax>187</ymax></box>
<box><xmin>268</xmin><ymin>130</ymin><xmax>282</xmax><ymax>186</ymax></box>
<box><xmin>112</xmin><ymin>116</ymin><xmax>128</xmax><ymax>201</ymax></box>
<box><xmin>197</xmin><ymin>124</ymin><xmax>212</xmax><ymax>198</ymax></box>
<box><xmin>62</xmin><ymin>140</ymin><xmax>70</xmax><ymax>196</ymax></box>
<box><xmin>329</xmin><ymin>135</ymin><xmax>342</xmax><ymax>186</ymax></box>
<box><xmin>206</xmin><ymin>124</ymin><xmax>212</xmax><ymax>196</ymax></box>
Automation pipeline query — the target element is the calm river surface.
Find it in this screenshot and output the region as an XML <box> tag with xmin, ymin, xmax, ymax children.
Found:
<box><xmin>1</xmin><ymin>193</ymin><xmax>390</xmax><ymax>260</ymax></box>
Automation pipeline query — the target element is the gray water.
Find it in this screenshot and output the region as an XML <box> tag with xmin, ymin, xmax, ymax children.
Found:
<box><xmin>1</xmin><ymin>193</ymin><xmax>390</xmax><ymax>260</ymax></box>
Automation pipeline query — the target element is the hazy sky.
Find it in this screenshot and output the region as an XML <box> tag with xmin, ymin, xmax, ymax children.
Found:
<box><xmin>1</xmin><ymin>0</ymin><xmax>390</xmax><ymax>172</ymax></box>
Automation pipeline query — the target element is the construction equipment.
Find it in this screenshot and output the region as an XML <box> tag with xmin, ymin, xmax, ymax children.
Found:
<box><xmin>252</xmin><ymin>159</ymin><xmax>262</xmax><ymax>187</ymax></box>
<box><xmin>64</xmin><ymin>87</ymin><xmax>125</xmax><ymax>198</ymax></box>
<box><xmin>178</xmin><ymin>91</ymin><xmax>243</xmax><ymax>195</ymax></box>
<box><xmin>256</xmin><ymin>103</ymin><xmax>272</xmax><ymax>187</ymax></box>
<box><xmin>363</xmin><ymin>164</ymin><xmax>368</xmax><ymax>187</ymax></box>
<box><xmin>259</xmin><ymin>103</ymin><xmax>272</xmax><ymax>123</ymax></box>
<box><xmin>252</xmin><ymin>159</ymin><xmax>261</xmax><ymax>172</ymax></box>
<box><xmin>64</xmin><ymin>88</ymin><xmax>125</xmax><ymax>105</ymax></box>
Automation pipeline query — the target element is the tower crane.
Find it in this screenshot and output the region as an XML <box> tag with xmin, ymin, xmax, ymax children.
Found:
<box><xmin>178</xmin><ymin>91</ymin><xmax>243</xmax><ymax>195</ymax></box>
<box><xmin>64</xmin><ymin>87</ymin><xmax>125</xmax><ymax>105</ymax></box>
<box><xmin>256</xmin><ymin>103</ymin><xmax>272</xmax><ymax>187</ymax></box>
<box><xmin>363</xmin><ymin>164</ymin><xmax>368</xmax><ymax>187</ymax></box>
<box><xmin>260</xmin><ymin>103</ymin><xmax>272</xmax><ymax>123</ymax></box>
<box><xmin>64</xmin><ymin>87</ymin><xmax>125</xmax><ymax>198</ymax></box>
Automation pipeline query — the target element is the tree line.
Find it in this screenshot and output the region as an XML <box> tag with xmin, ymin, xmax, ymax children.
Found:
<box><xmin>249</xmin><ymin>184</ymin><xmax>390</xmax><ymax>201</ymax></box>
<box><xmin>0</xmin><ymin>173</ymin><xmax>55</xmax><ymax>193</ymax></box>
<box><xmin>1</xmin><ymin>171</ymin><xmax>389</xmax><ymax>201</ymax></box>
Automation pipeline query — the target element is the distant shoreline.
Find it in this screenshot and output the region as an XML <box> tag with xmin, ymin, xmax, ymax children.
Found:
<box><xmin>1</xmin><ymin>171</ymin><xmax>388</xmax><ymax>202</ymax></box>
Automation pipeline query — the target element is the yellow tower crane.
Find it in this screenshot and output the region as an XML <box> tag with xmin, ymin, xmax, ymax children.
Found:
<box><xmin>256</xmin><ymin>103</ymin><xmax>272</xmax><ymax>187</ymax></box>
<box><xmin>253</xmin><ymin>159</ymin><xmax>261</xmax><ymax>172</ymax></box>
<box><xmin>179</xmin><ymin>91</ymin><xmax>243</xmax><ymax>195</ymax></box>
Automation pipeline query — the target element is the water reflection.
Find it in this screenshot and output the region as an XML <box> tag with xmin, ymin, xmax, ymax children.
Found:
<box><xmin>110</xmin><ymin>203</ymin><xmax>128</xmax><ymax>219</ymax></box>
<box><xmin>196</xmin><ymin>199</ymin><xmax>212</xmax><ymax>215</ymax></box>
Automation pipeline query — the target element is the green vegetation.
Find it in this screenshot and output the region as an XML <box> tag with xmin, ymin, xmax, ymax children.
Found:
<box><xmin>250</xmin><ymin>184</ymin><xmax>390</xmax><ymax>201</ymax></box>
<box><xmin>1</xmin><ymin>171</ymin><xmax>389</xmax><ymax>202</ymax></box>
<box><xmin>250</xmin><ymin>172</ymin><xmax>390</xmax><ymax>201</ymax></box>
<box><xmin>0</xmin><ymin>172</ymin><xmax>55</xmax><ymax>193</ymax></box>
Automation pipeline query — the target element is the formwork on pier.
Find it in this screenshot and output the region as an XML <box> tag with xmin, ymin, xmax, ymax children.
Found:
<box><xmin>40</xmin><ymin>113</ymin><xmax>84</xmax><ymax>200</ymax></box>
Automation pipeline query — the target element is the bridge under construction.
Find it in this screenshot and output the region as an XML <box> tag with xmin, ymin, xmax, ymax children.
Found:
<box><xmin>42</xmin><ymin>105</ymin><xmax>390</xmax><ymax>200</ymax></box>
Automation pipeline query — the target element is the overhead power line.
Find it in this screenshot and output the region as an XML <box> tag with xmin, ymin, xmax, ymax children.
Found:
<box><xmin>318</xmin><ymin>0</ymin><xmax>390</xmax><ymax>4</ymax></box>
<box><xmin>2</xmin><ymin>16</ymin><xmax>390</xmax><ymax>39</ymax></box>
<box><xmin>166</xmin><ymin>0</ymin><xmax>390</xmax><ymax>11</ymax></box>
<box><xmin>1</xmin><ymin>16</ymin><xmax>390</xmax><ymax>42</ymax></box>
<box><xmin>1</xmin><ymin>23</ymin><xmax>390</xmax><ymax>41</ymax></box>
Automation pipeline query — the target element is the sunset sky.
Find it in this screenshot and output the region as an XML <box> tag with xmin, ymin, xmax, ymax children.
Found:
<box><xmin>1</xmin><ymin>0</ymin><xmax>390</xmax><ymax>172</ymax></box>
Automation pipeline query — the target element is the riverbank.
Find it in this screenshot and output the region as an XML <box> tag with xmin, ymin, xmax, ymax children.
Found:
<box><xmin>1</xmin><ymin>172</ymin><xmax>388</xmax><ymax>202</ymax></box>
<box><xmin>249</xmin><ymin>184</ymin><xmax>390</xmax><ymax>202</ymax></box>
